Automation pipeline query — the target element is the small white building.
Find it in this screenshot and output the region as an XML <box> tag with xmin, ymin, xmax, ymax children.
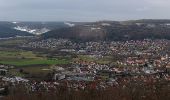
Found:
<box><xmin>53</xmin><ymin>74</ymin><xmax>65</xmax><ymax>80</ymax></box>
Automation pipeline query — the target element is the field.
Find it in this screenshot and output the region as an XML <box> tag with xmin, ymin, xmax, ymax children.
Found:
<box><xmin>0</xmin><ymin>49</ymin><xmax>70</xmax><ymax>78</ymax></box>
<box><xmin>0</xmin><ymin>50</ymin><xmax>70</xmax><ymax>67</ymax></box>
<box><xmin>0</xmin><ymin>37</ymin><xmax>33</xmax><ymax>46</ymax></box>
<box><xmin>0</xmin><ymin>59</ymin><xmax>69</xmax><ymax>66</ymax></box>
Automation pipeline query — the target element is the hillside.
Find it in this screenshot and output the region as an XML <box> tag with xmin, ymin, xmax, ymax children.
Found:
<box><xmin>13</xmin><ymin>22</ymin><xmax>70</xmax><ymax>35</ymax></box>
<box><xmin>0</xmin><ymin>21</ymin><xmax>72</xmax><ymax>38</ymax></box>
<box><xmin>0</xmin><ymin>22</ymin><xmax>33</xmax><ymax>38</ymax></box>
<box><xmin>42</xmin><ymin>19</ymin><xmax>170</xmax><ymax>41</ymax></box>
<box><xmin>2</xmin><ymin>20</ymin><xmax>170</xmax><ymax>40</ymax></box>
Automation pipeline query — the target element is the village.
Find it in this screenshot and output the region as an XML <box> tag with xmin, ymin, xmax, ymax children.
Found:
<box><xmin>0</xmin><ymin>39</ymin><xmax>170</xmax><ymax>99</ymax></box>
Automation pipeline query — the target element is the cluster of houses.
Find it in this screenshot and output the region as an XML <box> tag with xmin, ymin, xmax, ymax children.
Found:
<box><xmin>22</xmin><ymin>39</ymin><xmax>73</xmax><ymax>49</ymax></box>
<box><xmin>0</xmin><ymin>65</ymin><xmax>13</xmax><ymax>76</ymax></box>
<box><xmin>21</xmin><ymin>39</ymin><xmax>170</xmax><ymax>56</ymax></box>
<box><xmin>52</xmin><ymin>60</ymin><xmax>169</xmax><ymax>82</ymax></box>
<box><xmin>1</xmin><ymin>39</ymin><xmax>170</xmax><ymax>95</ymax></box>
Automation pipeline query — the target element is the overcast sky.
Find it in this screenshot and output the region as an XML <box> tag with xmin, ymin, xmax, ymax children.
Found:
<box><xmin>0</xmin><ymin>0</ymin><xmax>170</xmax><ymax>21</ymax></box>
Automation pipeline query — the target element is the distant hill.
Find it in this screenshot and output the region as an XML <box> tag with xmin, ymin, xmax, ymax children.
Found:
<box><xmin>2</xmin><ymin>20</ymin><xmax>170</xmax><ymax>40</ymax></box>
<box><xmin>13</xmin><ymin>22</ymin><xmax>70</xmax><ymax>35</ymax></box>
<box><xmin>0</xmin><ymin>22</ymin><xmax>33</xmax><ymax>38</ymax></box>
<box><xmin>42</xmin><ymin>19</ymin><xmax>170</xmax><ymax>41</ymax></box>
<box><xmin>0</xmin><ymin>21</ymin><xmax>72</xmax><ymax>38</ymax></box>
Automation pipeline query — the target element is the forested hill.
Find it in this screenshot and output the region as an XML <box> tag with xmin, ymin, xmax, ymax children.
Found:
<box><xmin>42</xmin><ymin>19</ymin><xmax>170</xmax><ymax>41</ymax></box>
<box><xmin>0</xmin><ymin>22</ymin><xmax>33</xmax><ymax>38</ymax></box>
<box><xmin>0</xmin><ymin>21</ymin><xmax>70</xmax><ymax>38</ymax></box>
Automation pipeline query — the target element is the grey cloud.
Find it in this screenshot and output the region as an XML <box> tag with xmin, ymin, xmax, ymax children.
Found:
<box><xmin>0</xmin><ymin>0</ymin><xmax>170</xmax><ymax>21</ymax></box>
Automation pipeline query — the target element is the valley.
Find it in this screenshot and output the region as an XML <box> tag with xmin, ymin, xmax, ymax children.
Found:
<box><xmin>1</xmin><ymin>20</ymin><xmax>170</xmax><ymax>100</ymax></box>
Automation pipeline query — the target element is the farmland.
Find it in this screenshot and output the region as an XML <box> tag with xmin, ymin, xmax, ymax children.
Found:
<box><xmin>0</xmin><ymin>48</ymin><xmax>70</xmax><ymax>78</ymax></box>
<box><xmin>0</xmin><ymin>50</ymin><xmax>70</xmax><ymax>67</ymax></box>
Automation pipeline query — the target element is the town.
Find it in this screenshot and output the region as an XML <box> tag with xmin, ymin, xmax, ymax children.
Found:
<box><xmin>0</xmin><ymin>38</ymin><xmax>170</xmax><ymax>99</ymax></box>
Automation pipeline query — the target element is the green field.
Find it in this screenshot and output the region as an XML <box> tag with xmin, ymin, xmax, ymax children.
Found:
<box><xmin>0</xmin><ymin>50</ymin><xmax>70</xmax><ymax>67</ymax></box>
<box><xmin>0</xmin><ymin>37</ymin><xmax>32</xmax><ymax>46</ymax></box>
<box><xmin>0</xmin><ymin>59</ymin><xmax>69</xmax><ymax>66</ymax></box>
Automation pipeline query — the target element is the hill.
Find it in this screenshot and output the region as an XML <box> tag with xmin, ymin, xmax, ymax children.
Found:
<box><xmin>0</xmin><ymin>21</ymin><xmax>73</xmax><ymax>38</ymax></box>
<box><xmin>42</xmin><ymin>19</ymin><xmax>170</xmax><ymax>41</ymax></box>
<box><xmin>0</xmin><ymin>22</ymin><xmax>33</xmax><ymax>38</ymax></box>
<box><xmin>13</xmin><ymin>21</ymin><xmax>70</xmax><ymax>35</ymax></box>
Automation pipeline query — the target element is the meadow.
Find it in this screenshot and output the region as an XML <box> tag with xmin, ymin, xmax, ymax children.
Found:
<box><xmin>0</xmin><ymin>50</ymin><xmax>70</xmax><ymax>67</ymax></box>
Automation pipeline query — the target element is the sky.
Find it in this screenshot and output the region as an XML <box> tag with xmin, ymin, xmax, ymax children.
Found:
<box><xmin>0</xmin><ymin>0</ymin><xmax>170</xmax><ymax>21</ymax></box>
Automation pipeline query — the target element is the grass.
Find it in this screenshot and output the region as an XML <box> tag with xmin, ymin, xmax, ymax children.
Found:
<box><xmin>0</xmin><ymin>50</ymin><xmax>40</xmax><ymax>58</ymax></box>
<box><xmin>0</xmin><ymin>37</ymin><xmax>30</xmax><ymax>46</ymax></box>
<box><xmin>8</xmin><ymin>69</ymin><xmax>25</xmax><ymax>77</ymax></box>
<box><xmin>8</xmin><ymin>66</ymin><xmax>52</xmax><ymax>77</ymax></box>
<box><xmin>0</xmin><ymin>50</ymin><xmax>70</xmax><ymax>67</ymax></box>
<box><xmin>0</xmin><ymin>49</ymin><xmax>70</xmax><ymax>77</ymax></box>
<box><xmin>0</xmin><ymin>59</ymin><xmax>69</xmax><ymax>66</ymax></box>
